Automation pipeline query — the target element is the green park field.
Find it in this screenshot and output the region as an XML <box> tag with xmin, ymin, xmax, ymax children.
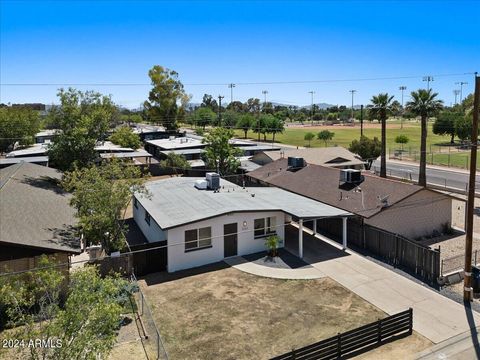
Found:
<box><xmin>231</xmin><ymin>119</ymin><xmax>478</xmax><ymax>170</ymax></box>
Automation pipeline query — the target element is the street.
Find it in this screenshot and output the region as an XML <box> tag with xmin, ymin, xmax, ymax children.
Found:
<box><xmin>372</xmin><ymin>160</ymin><xmax>480</xmax><ymax>194</ymax></box>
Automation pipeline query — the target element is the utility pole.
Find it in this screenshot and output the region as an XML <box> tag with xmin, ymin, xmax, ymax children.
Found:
<box><xmin>456</xmin><ymin>81</ymin><xmax>468</xmax><ymax>103</ymax></box>
<box><xmin>349</xmin><ymin>90</ymin><xmax>357</xmax><ymax>120</ymax></box>
<box><xmin>360</xmin><ymin>104</ymin><xmax>364</xmax><ymax>137</ymax></box>
<box><xmin>228</xmin><ymin>83</ymin><xmax>236</xmax><ymax>103</ymax></box>
<box><xmin>217</xmin><ymin>95</ymin><xmax>224</xmax><ymax>127</ymax></box>
<box><xmin>423</xmin><ymin>76</ymin><xmax>434</xmax><ymax>91</ymax></box>
<box><xmin>262</xmin><ymin>90</ymin><xmax>268</xmax><ymax>104</ymax></box>
<box><xmin>453</xmin><ymin>89</ymin><xmax>460</xmax><ymax>105</ymax></box>
<box><xmin>464</xmin><ymin>73</ymin><xmax>479</xmax><ymax>302</ymax></box>
<box><xmin>399</xmin><ymin>86</ymin><xmax>407</xmax><ymax>129</ymax></box>
<box><xmin>308</xmin><ymin>91</ymin><xmax>315</xmax><ymax>121</ymax></box>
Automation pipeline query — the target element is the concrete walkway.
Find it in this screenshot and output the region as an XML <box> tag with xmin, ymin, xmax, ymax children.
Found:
<box><xmin>291</xmin><ymin>227</ymin><xmax>480</xmax><ymax>345</ymax></box>
<box><xmin>224</xmin><ymin>255</ymin><xmax>326</xmax><ymax>280</ymax></box>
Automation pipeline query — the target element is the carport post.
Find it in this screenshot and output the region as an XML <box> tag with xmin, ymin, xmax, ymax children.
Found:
<box><xmin>313</xmin><ymin>219</ymin><xmax>317</xmax><ymax>235</ymax></box>
<box><xmin>299</xmin><ymin>219</ymin><xmax>304</xmax><ymax>258</ymax></box>
<box><xmin>342</xmin><ymin>217</ymin><xmax>348</xmax><ymax>250</ymax></box>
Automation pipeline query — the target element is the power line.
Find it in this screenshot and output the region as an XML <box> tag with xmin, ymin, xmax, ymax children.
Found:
<box><xmin>1</xmin><ymin>72</ymin><xmax>474</xmax><ymax>87</ymax></box>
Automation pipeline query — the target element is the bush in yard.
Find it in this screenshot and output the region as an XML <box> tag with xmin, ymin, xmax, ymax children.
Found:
<box><xmin>265</xmin><ymin>235</ymin><xmax>280</xmax><ymax>257</ymax></box>
<box><xmin>109</xmin><ymin>126</ymin><xmax>142</xmax><ymax>149</ymax></box>
<box><xmin>349</xmin><ymin>136</ymin><xmax>381</xmax><ymax>170</ymax></box>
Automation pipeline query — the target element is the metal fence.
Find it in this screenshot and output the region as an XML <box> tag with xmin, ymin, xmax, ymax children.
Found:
<box><xmin>388</xmin><ymin>146</ymin><xmax>476</xmax><ymax>170</ymax></box>
<box><xmin>131</xmin><ymin>273</ymin><xmax>168</xmax><ymax>360</ymax></box>
<box><xmin>271</xmin><ymin>308</ymin><xmax>413</xmax><ymax>360</ymax></box>
<box><xmin>441</xmin><ymin>250</ymin><xmax>480</xmax><ymax>276</ymax></box>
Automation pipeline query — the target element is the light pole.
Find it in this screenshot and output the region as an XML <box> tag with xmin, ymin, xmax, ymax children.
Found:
<box><xmin>228</xmin><ymin>83</ymin><xmax>236</xmax><ymax>103</ymax></box>
<box><xmin>308</xmin><ymin>91</ymin><xmax>315</xmax><ymax>121</ymax></box>
<box><xmin>217</xmin><ymin>95</ymin><xmax>224</xmax><ymax>126</ymax></box>
<box><xmin>262</xmin><ymin>90</ymin><xmax>268</xmax><ymax>104</ymax></box>
<box><xmin>455</xmin><ymin>81</ymin><xmax>468</xmax><ymax>103</ymax></box>
<box><xmin>423</xmin><ymin>76</ymin><xmax>434</xmax><ymax>91</ymax></box>
<box><xmin>349</xmin><ymin>90</ymin><xmax>357</xmax><ymax>120</ymax></box>
<box><xmin>453</xmin><ymin>89</ymin><xmax>460</xmax><ymax>105</ymax></box>
<box><xmin>399</xmin><ymin>86</ymin><xmax>407</xmax><ymax>129</ymax></box>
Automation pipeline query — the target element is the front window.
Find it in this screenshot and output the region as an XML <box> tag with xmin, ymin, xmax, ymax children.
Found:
<box><xmin>185</xmin><ymin>227</ymin><xmax>212</xmax><ymax>251</ymax></box>
<box><xmin>254</xmin><ymin>216</ymin><xmax>277</xmax><ymax>238</ymax></box>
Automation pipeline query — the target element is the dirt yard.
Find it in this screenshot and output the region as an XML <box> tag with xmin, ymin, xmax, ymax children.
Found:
<box><xmin>138</xmin><ymin>264</ymin><xmax>431</xmax><ymax>360</ymax></box>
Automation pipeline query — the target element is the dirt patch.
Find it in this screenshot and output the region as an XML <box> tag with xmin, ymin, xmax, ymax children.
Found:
<box><xmin>354</xmin><ymin>332</ymin><xmax>432</xmax><ymax>360</ymax></box>
<box><xmin>138</xmin><ymin>265</ymin><xmax>428</xmax><ymax>360</ymax></box>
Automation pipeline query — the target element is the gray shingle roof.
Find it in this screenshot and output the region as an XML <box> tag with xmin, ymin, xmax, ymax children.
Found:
<box><xmin>135</xmin><ymin>177</ymin><xmax>351</xmax><ymax>229</ymax></box>
<box><xmin>0</xmin><ymin>163</ymin><xmax>80</xmax><ymax>253</ymax></box>
<box><xmin>247</xmin><ymin>159</ymin><xmax>425</xmax><ymax>218</ymax></box>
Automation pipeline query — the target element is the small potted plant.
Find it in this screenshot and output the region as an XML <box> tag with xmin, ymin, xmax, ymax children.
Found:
<box><xmin>265</xmin><ymin>235</ymin><xmax>280</xmax><ymax>258</ymax></box>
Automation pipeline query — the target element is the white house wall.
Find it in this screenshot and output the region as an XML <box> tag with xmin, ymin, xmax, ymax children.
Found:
<box><xmin>132</xmin><ymin>196</ymin><xmax>167</xmax><ymax>243</ymax></box>
<box><xmin>166</xmin><ymin>211</ymin><xmax>286</xmax><ymax>272</ymax></box>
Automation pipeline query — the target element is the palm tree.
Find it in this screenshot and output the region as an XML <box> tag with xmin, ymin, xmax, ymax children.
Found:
<box><xmin>369</xmin><ymin>93</ymin><xmax>395</xmax><ymax>178</ymax></box>
<box><xmin>406</xmin><ymin>89</ymin><xmax>443</xmax><ymax>187</ymax></box>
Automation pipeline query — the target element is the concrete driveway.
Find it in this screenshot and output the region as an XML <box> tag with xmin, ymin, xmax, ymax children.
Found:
<box><xmin>288</xmin><ymin>224</ymin><xmax>480</xmax><ymax>345</ymax></box>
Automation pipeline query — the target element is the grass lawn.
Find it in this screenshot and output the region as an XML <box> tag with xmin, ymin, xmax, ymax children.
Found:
<box><xmin>232</xmin><ymin>120</ymin><xmax>478</xmax><ymax>169</ymax></box>
<box><xmin>138</xmin><ymin>264</ymin><xmax>431</xmax><ymax>360</ymax></box>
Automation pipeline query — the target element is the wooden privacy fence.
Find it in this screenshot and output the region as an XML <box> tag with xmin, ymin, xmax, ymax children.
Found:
<box><xmin>363</xmin><ymin>225</ymin><xmax>440</xmax><ymax>283</ymax></box>
<box><xmin>271</xmin><ymin>308</ymin><xmax>413</xmax><ymax>360</ymax></box>
<box><xmin>315</xmin><ymin>218</ymin><xmax>441</xmax><ymax>283</ymax></box>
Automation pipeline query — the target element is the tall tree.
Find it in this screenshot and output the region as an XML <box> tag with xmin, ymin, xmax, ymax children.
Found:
<box><xmin>48</xmin><ymin>88</ymin><xmax>117</xmax><ymax>171</ymax></box>
<box><xmin>0</xmin><ymin>259</ymin><xmax>135</xmax><ymax>360</ymax></box>
<box><xmin>202</xmin><ymin>127</ymin><xmax>241</xmax><ymax>175</ymax></box>
<box><xmin>0</xmin><ymin>107</ymin><xmax>40</xmax><ymax>152</ymax></box>
<box><xmin>349</xmin><ymin>136</ymin><xmax>382</xmax><ymax>170</ymax></box>
<box><xmin>433</xmin><ymin>111</ymin><xmax>462</xmax><ymax>144</ymax></box>
<box><xmin>201</xmin><ymin>94</ymin><xmax>218</xmax><ymax>112</ymax></box>
<box><xmin>407</xmin><ymin>89</ymin><xmax>443</xmax><ymax>186</ymax></box>
<box><xmin>62</xmin><ymin>159</ymin><xmax>148</xmax><ymax>253</ymax></box>
<box><xmin>267</xmin><ymin>115</ymin><xmax>284</xmax><ymax>143</ymax></box>
<box><xmin>236</xmin><ymin>113</ymin><xmax>254</xmax><ymax>139</ymax></box>
<box><xmin>143</xmin><ymin>65</ymin><xmax>189</xmax><ymax>131</ymax></box>
<box><xmin>195</xmin><ymin>107</ymin><xmax>216</xmax><ymax>130</ymax></box>
<box><xmin>304</xmin><ymin>132</ymin><xmax>315</xmax><ymax>147</ymax></box>
<box><xmin>160</xmin><ymin>152</ymin><xmax>191</xmax><ymax>174</ymax></box>
<box><xmin>245</xmin><ymin>98</ymin><xmax>261</xmax><ymax>113</ymax></box>
<box><xmin>109</xmin><ymin>126</ymin><xmax>142</xmax><ymax>149</ymax></box>
<box><xmin>317</xmin><ymin>130</ymin><xmax>335</xmax><ymax>147</ymax></box>
<box><xmin>369</xmin><ymin>93</ymin><xmax>395</xmax><ymax>178</ymax></box>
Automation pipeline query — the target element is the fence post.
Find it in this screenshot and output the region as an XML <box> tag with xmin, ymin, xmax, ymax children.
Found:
<box><xmin>377</xmin><ymin>319</ymin><xmax>382</xmax><ymax>343</ymax></box>
<box><xmin>291</xmin><ymin>348</ymin><xmax>296</xmax><ymax>360</ymax></box>
<box><xmin>337</xmin><ymin>333</ymin><xmax>342</xmax><ymax>358</ymax></box>
<box><xmin>441</xmin><ymin>259</ymin><xmax>444</xmax><ymax>277</ymax></box>
<box><xmin>141</xmin><ymin>292</ymin><xmax>144</xmax><ymax>316</ymax></box>
<box><xmin>157</xmin><ymin>332</ymin><xmax>160</xmax><ymax>360</ymax></box>
<box><xmin>408</xmin><ymin>308</ymin><xmax>413</xmax><ymax>335</ymax></box>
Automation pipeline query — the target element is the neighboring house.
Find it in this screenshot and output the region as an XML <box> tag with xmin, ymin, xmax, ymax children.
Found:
<box><xmin>133</xmin><ymin>175</ymin><xmax>350</xmax><ymax>272</ymax></box>
<box><xmin>0</xmin><ymin>163</ymin><xmax>80</xmax><ymax>272</ymax></box>
<box><xmin>247</xmin><ymin>158</ymin><xmax>453</xmax><ymax>240</ymax></box>
<box><xmin>35</xmin><ymin>129</ymin><xmax>60</xmax><ymax>144</ymax></box>
<box><xmin>144</xmin><ymin>135</ymin><xmax>280</xmax><ymax>169</ymax></box>
<box><xmin>251</xmin><ymin>147</ymin><xmax>365</xmax><ymax>169</ymax></box>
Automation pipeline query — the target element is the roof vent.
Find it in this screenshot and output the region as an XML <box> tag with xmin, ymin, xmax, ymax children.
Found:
<box><xmin>205</xmin><ymin>172</ymin><xmax>220</xmax><ymax>190</ymax></box>
<box><xmin>194</xmin><ymin>179</ymin><xmax>208</xmax><ymax>190</ymax></box>
<box><xmin>287</xmin><ymin>157</ymin><xmax>305</xmax><ymax>169</ymax></box>
<box><xmin>169</xmin><ymin>136</ymin><xmax>175</xmax><ymax>141</ymax></box>
<box><xmin>339</xmin><ymin>169</ymin><xmax>363</xmax><ymax>184</ymax></box>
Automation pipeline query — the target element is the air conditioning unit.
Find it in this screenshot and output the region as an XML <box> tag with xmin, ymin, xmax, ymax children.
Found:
<box><xmin>340</xmin><ymin>169</ymin><xmax>362</xmax><ymax>183</ymax></box>
<box><xmin>206</xmin><ymin>172</ymin><xmax>220</xmax><ymax>190</ymax></box>
<box><xmin>287</xmin><ymin>157</ymin><xmax>305</xmax><ymax>169</ymax></box>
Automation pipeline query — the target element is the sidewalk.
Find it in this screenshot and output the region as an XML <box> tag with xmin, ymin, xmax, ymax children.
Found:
<box><xmin>298</xmin><ymin>229</ymin><xmax>480</xmax><ymax>345</ymax></box>
<box><xmin>387</xmin><ymin>158</ymin><xmax>471</xmax><ymax>174</ymax></box>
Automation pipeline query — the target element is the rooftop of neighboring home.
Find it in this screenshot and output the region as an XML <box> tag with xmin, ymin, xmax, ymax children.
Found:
<box><xmin>247</xmin><ymin>158</ymin><xmax>431</xmax><ymax>218</ymax></box>
<box><xmin>6</xmin><ymin>143</ymin><xmax>48</xmax><ymax>158</ymax></box>
<box><xmin>146</xmin><ymin>136</ymin><xmax>258</xmax><ymax>151</ymax></box>
<box><xmin>0</xmin><ymin>162</ymin><xmax>80</xmax><ymax>253</ymax></box>
<box><xmin>35</xmin><ymin>129</ymin><xmax>60</xmax><ymax>138</ymax></box>
<box><xmin>134</xmin><ymin>176</ymin><xmax>351</xmax><ymax>230</ymax></box>
<box><xmin>252</xmin><ymin>147</ymin><xmax>365</xmax><ymax>168</ymax></box>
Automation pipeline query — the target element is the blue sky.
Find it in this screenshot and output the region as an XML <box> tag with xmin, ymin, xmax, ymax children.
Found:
<box><xmin>1</xmin><ymin>0</ymin><xmax>478</xmax><ymax>108</ymax></box>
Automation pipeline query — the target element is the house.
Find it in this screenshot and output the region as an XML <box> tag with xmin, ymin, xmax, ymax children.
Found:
<box><xmin>0</xmin><ymin>163</ymin><xmax>80</xmax><ymax>272</ymax></box>
<box><xmin>35</xmin><ymin>129</ymin><xmax>60</xmax><ymax>144</ymax></box>
<box><xmin>247</xmin><ymin>158</ymin><xmax>453</xmax><ymax>240</ymax></box>
<box><xmin>144</xmin><ymin>135</ymin><xmax>279</xmax><ymax>170</ymax></box>
<box><xmin>133</xmin><ymin>175</ymin><xmax>350</xmax><ymax>272</ymax></box>
<box><xmin>251</xmin><ymin>147</ymin><xmax>365</xmax><ymax>169</ymax></box>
